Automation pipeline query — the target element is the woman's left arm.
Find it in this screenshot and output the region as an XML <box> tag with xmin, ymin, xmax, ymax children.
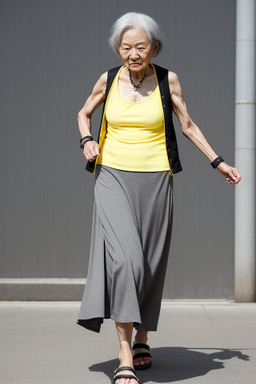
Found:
<box><xmin>168</xmin><ymin>71</ymin><xmax>241</xmax><ymax>184</ymax></box>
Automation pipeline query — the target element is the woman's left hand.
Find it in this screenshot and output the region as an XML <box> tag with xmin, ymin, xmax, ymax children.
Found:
<box><xmin>217</xmin><ymin>162</ymin><xmax>241</xmax><ymax>184</ymax></box>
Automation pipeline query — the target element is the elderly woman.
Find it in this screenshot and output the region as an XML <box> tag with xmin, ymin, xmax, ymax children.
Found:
<box><xmin>77</xmin><ymin>12</ymin><xmax>241</xmax><ymax>384</ymax></box>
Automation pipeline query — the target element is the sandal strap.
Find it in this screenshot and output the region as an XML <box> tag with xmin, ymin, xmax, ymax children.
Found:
<box><xmin>113</xmin><ymin>374</ymin><xmax>139</xmax><ymax>383</ymax></box>
<box><xmin>133</xmin><ymin>352</ymin><xmax>151</xmax><ymax>359</ymax></box>
<box><xmin>133</xmin><ymin>343</ymin><xmax>150</xmax><ymax>351</ymax></box>
<box><xmin>114</xmin><ymin>366</ymin><xmax>136</xmax><ymax>375</ymax></box>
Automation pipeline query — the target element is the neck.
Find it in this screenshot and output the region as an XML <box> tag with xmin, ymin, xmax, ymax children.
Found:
<box><xmin>127</xmin><ymin>64</ymin><xmax>152</xmax><ymax>80</ymax></box>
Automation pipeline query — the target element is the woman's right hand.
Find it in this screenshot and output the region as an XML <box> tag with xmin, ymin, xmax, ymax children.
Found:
<box><xmin>83</xmin><ymin>140</ymin><xmax>100</xmax><ymax>162</ymax></box>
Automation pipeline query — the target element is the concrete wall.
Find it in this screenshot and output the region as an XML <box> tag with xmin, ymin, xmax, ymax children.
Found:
<box><xmin>0</xmin><ymin>0</ymin><xmax>236</xmax><ymax>299</ymax></box>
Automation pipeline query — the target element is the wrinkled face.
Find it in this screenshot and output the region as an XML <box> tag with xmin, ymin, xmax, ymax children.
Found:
<box><xmin>118</xmin><ymin>27</ymin><xmax>158</xmax><ymax>72</ymax></box>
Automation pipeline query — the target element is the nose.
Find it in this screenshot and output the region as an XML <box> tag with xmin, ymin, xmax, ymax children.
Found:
<box><xmin>130</xmin><ymin>48</ymin><xmax>139</xmax><ymax>59</ymax></box>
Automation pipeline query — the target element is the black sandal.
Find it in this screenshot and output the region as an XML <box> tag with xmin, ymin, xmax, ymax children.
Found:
<box><xmin>112</xmin><ymin>366</ymin><xmax>139</xmax><ymax>383</ymax></box>
<box><xmin>133</xmin><ymin>343</ymin><xmax>152</xmax><ymax>370</ymax></box>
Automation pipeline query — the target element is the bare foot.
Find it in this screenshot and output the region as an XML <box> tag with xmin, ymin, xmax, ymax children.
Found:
<box><xmin>114</xmin><ymin>367</ymin><xmax>139</xmax><ymax>384</ymax></box>
<box><xmin>133</xmin><ymin>331</ymin><xmax>152</xmax><ymax>368</ymax></box>
<box><xmin>115</xmin><ymin>343</ymin><xmax>139</xmax><ymax>384</ymax></box>
<box><xmin>114</xmin><ymin>376</ymin><xmax>138</xmax><ymax>384</ymax></box>
<box><xmin>133</xmin><ymin>346</ymin><xmax>151</xmax><ymax>368</ymax></box>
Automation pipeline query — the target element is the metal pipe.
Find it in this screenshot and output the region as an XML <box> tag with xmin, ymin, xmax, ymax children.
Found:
<box><xmin>235</xmin><ymin>0</ymin><xmax>256</xmax><ymax>302</ymax></box>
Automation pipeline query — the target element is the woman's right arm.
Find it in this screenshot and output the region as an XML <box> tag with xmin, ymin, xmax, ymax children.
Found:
<box><xmin>77</xmin><ymin>72</ymin><xmax>107</xmax><ymax>161</ymax></box>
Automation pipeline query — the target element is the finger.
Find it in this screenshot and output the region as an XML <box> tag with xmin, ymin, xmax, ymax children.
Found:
<box><xmin>92</xmin><ymin>150</ymin><xmax>100</xmax><ymax>158</ymax></box>
<box><xmin>230</xmin><ymin>170</ymin><xmax>240</xmax><ymax>182</ymax></box>
<box><xmin>83</xmin><ymin>151</ymin><xmax>94</xmax><ymax>161</ymax></box>
<box><xmin>234</xmin><ymin>169</ymin><xmax>241</xmax><ymax>177</ymax></box>
<box><xmin>235</xmin><ymin>172</ymin><xmax>241</xmax><ymax>182</ymax></box>
<box><xmin>84</xmin><ymin>147</ymin><xmax>96</xmax><ymax>160</ymax></box>
<box><xmin>93</xmin><ymin>148</ymin><xmax>100</xmax><ymax>156</ymax></box>
<box><xmin>92</xmin><ymin>144</ymin><xmax>100</xmax><ymax>156</ymax></box>
<box><xmin>88</xmin><ymin>143</ymin><xmax>100</xmax><ymax>156</ymax></box>
<box><xmin>83</xmin><ymin>150</ymin><xmax>90</xmax><ymax>160</ymax></box>
<box><xmin>83</xmin><ymin>150</ymin><xmax>88</xmax><ymax>159</ymax></box>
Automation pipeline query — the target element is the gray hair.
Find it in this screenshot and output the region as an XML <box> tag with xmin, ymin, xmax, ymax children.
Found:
<box><xmin>109</xmin><ymin>12</ymin><xmax>163</xmax><ymax>56</ymax></box>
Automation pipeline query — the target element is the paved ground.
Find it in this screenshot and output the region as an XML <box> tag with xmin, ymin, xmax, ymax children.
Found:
<box><xmin>0</xmin><ymin>301</ymin><xmax>256</xmax><ymax>384</ymax></box>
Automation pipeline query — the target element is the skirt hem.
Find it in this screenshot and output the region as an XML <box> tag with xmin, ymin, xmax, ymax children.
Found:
<box><xmin>77</xmin><ymin>317</ymin><xmax>158</xmax><ymax>333</ymax></box>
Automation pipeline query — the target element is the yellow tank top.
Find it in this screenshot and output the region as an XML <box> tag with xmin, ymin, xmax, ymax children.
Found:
<box><xmin>96</xmin><ymin>65</ymin><xmax>170</xmax><ymax>172</ymax></box>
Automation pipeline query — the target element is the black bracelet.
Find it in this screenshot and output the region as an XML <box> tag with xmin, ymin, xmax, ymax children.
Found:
<box><xmin>80</xmin><ymin>137</ymin><xmax>94</xmax><ymax>149</ymax></box>
<box><xmin>81</xmin><ymin>137</ymin><xmax>93</xmax><ymax>145</ymax></box>
<box><xmin>80</xmin><ymin>135</ymin><xmax>94</xmax><ymax>149</ymax></box>
<box><xmin>210</xmin><ymin>156</ymin><xmax>224</xmax><ymax>169</ymax></box>
<box><xmin>80</xmin><ymin>135</ymin><xmax>93</xmax><ymax>143</ymax></box>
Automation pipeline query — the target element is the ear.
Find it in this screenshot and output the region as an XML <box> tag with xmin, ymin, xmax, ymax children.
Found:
<box><xmin>153</xmin><ymin>42</ymin><xmax>159</xmax><ymax>56</ymax></box>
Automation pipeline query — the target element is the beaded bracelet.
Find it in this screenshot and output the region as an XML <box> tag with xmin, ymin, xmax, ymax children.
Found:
<box><xmin>80</xmin><ymin>135</ymin><xmax>94</xmax><ymax>149</ymax></box>
<box><xmin>80</xmin><ymin>135</ymin><xmax>93</xmax><ymax>143</ymax></box>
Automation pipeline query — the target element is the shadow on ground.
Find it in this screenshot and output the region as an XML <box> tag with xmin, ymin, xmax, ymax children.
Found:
<box><xmin>89</xmin><ymin>346</ymin><xmax>250</xmax><ymax>383</ymax></box>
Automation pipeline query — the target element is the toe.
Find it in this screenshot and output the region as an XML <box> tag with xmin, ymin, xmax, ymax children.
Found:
<box><xmin>138</xmin><ymin>357</ymin><xmax>145</xmax><ymax>365</ymax></box>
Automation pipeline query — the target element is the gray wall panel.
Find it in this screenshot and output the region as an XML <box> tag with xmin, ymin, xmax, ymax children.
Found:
<box><xmin>0</xmin><ymin>0</ymin><xmax>236</xmax><ymax>298</ymax></box>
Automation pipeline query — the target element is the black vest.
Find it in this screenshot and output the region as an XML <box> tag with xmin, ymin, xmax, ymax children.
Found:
<box><xmin>85</xmin><ymin>64</ymin><xmax>182</xmax><ymax>174</ymax></box>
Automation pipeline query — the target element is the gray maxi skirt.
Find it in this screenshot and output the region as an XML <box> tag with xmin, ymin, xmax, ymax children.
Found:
<box><xmin>77</xmin><ymin>164</ymin><xmax>173</xmax><ymax>333</ymax></box>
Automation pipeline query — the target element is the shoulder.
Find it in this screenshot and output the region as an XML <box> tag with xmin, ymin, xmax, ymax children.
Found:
<box><xmin>168</xmin><ymin>71</ymin><xmax>182</xmax><ymax>96</ymax></box>
<box><xmin>99</xmin><ymin>66</ymin><xmax>122</xmax><ymax>96</ymax></box>
<box><xmin>93</xmin><ymin>66</ymin><xmax>122</xmax><ymax>98</ymax></box>
<box><xmin>92</xmin><ymin>71</ymin><xmax>108</xmax><ymax>98</ymax></box>
<box><xmin>106</xmin><ymin>66</ymin><xmax>123</xmax><ymax>87</ymax></box>
<box><xmin>168</xmin><ymin>71</ymin><xmax>179</xmax><ymax>85</ymax></box>
<box><xmin>97</xmin><ymin>71</ymin><xmax>108</xmax><ymax>88</ymax></box>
